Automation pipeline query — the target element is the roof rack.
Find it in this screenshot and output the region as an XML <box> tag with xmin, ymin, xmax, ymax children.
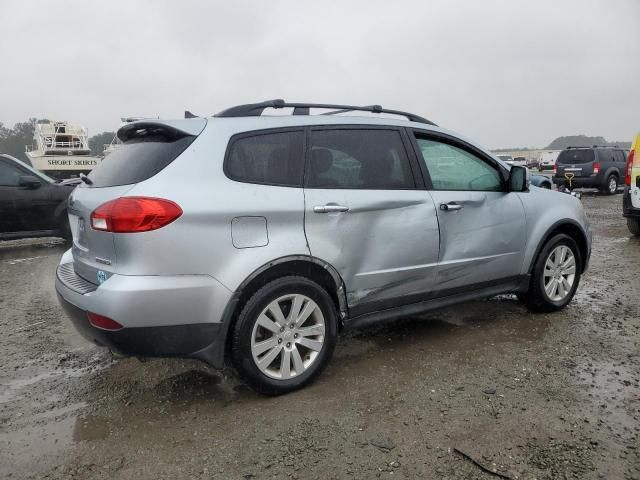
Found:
<box><xmin>566</xmin><ymin>145</ymin><xmax>618</xmax><ymax>149</ymax></box>
<box><xmin>214</xmin><ymin>99</ymin><xmax>436</xmax><ymax>125</ymax></box>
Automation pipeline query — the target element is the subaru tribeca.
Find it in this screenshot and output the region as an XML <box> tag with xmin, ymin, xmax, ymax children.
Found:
<box><xmin>56</xmin><ymin>100</ymin><xmax>592</xmax><ymax>394</ymax></box>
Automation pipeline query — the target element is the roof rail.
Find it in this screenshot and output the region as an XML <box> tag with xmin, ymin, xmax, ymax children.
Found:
<box><xmin>214</xmin><ymin>99</ymin><xmax>436</xmax><ymax>125</ymax></box>
<box><xmin>566</xmin><ymin>145</ymin><xmax>619</xmax><ymax>149</ymax></box>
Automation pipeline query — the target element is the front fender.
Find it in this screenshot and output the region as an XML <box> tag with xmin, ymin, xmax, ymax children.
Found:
<box><xmin>518</xmin><ymin>188</ymin><xmax>591</xmax><ymax>274</ymax></box>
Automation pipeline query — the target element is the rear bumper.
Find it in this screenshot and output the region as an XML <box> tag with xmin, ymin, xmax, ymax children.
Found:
<box><xmin>57</xmin><ymin>292</ymin><xmax>224</xmax><ymax>360</ymax></box>
<box><xmin>552</xmin><ymin>176</ymin><xmax>601</xmax><ymax>188</ymax></box>
<box><xmin>55</xmin><ymin>250</ymin><xmax>233</xmax><ymax>367</ymax></box>
<box><xmin>622</xmin><ymin>186</ymin><xmax>640</xmax><ymax>218</ymax></box>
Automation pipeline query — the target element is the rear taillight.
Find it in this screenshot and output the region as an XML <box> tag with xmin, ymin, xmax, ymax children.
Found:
<box><xmin>88</xmin><ymin>312</ymin><xmax>123</xmax><ymax>331</ymax></box>
<box><xmin>625</xmin><ymin>150</ymin><xmax>635</xmax><ymax>186</ymax></box>
<box><xmin>553</xmin><ymin>164</ymin><xmax>557</xmax><ymax>173</ymax></box>
<box><xmin>593</xmin><ymin>162</ymin><xmax>600</xmax><ymax>175</ymax></box>
<box><xmin>90</xmin><ymin>197</ymin><xmax>182</xmax><ymax>233</ymax></box>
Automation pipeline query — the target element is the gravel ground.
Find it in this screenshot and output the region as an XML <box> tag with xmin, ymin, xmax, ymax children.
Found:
<box><xmin>0</xmin><ymin>193</ymin><xmax>639</xmax><ymax>480</ymax></box>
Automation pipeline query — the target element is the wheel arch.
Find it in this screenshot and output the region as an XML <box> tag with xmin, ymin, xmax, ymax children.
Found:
<box><xmin>528</xmin><ymin>220</ymin><xmax>589</xmax><ymax>275</ymax></box>
<box><xmin>208</xmin><ymin>256</ymin><xmax>348</xmax><ymax>368</ymax></box>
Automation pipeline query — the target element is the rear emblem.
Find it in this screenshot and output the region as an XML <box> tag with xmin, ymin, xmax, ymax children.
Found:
<box><xmin>96</xmin><ymin>270</ymin><xmax>107</xmax><ymax>284</ymax></box>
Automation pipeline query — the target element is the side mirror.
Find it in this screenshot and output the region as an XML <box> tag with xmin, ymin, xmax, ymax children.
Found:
<box><xmin>508</xmin><ymin>166</ymin><xmax>529</xmax><ymax>192</ymax></box>
<box><xmin>19</xmin><ymin>175</ymin><xmax>41</xmax><ymax>189</ymax></box>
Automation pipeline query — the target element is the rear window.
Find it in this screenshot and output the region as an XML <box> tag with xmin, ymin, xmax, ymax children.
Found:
<box><xmin>225</xmin><ymin>130</ymin><xmax>304</xmax><ymax>187</ymax></box>
<box><xmin>557</xmin><ymin>149</ymin><xmax>595</xmax><ymax>164</ymax></box>
<box><xmin>88</xmin><ymin>129</ymin><xmax>195</xmax><ymax>187</ymax></box>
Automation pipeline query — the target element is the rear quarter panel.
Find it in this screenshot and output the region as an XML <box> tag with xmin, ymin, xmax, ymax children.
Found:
<box><xmin>112</xmin><ymin>120</ymin><xmax>310</xmax><ymax>291</ymax></box>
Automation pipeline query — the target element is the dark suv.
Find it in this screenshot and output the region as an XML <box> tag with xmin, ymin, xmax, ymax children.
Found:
<box><xmin>553</xmin><ymin>146</ymin><xmax>628</xmax><ymax>194</ymax></box>
<box><xmin>0</xmin><ymin>154</ymin><xmax>74</xmax><ymax>240</ymax></box>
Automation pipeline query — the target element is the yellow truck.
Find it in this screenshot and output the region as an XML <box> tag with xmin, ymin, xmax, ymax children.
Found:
<box><xmin>623</xmin><ymin>133</ymin><xmax>640</xmax><ymax>235</ymax></box>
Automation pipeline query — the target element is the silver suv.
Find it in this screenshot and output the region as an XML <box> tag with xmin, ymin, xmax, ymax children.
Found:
<box><xmin>56</xmin><ymin>100</ymin><xmax>592</xmax><ymax>394</ymax></box>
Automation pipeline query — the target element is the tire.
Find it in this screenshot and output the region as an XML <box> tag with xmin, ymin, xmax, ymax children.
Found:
<box><xmin>627</xmin><ymin>217</ymin><xmax>640</xmax><ymax>236</ymax></box>
<box><xmin>525</xmin><ymin>234</ymin><xmax>582</xmax><ymax>313</ymax></box>
<box><xmin>605</xmin><ymin>174</ymin><xmax>618</xmax><ymax>195</ymax></box>
<box><xmin>542</xmin><ymin>182</ymin><xmax>551</xmax><ymax>189</ymax></box>
<box><xmin>231</xmin><ymin>276</ymin><xmax>338</xmax><ymax>395</ymax></box>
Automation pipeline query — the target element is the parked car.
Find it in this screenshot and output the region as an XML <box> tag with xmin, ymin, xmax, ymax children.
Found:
<box><xmin>552</xmin><ymin>146</ymin><xmax>628</xmax><ymax>194</ymax></box>
<box><xmin>495</xmin><ymin>154</ymin><xmax>511</xmax><ymax>162</ymax></box>
<box><xmin>55</xmin><ymin>100</ymin><xmax>592</xmax><ymax>394</ymax></box>
<box><xmin>539</xmin><ymin>151</ymin><xmax>560</xmax><ymax>171</ymax></box>
<box><xmin>0</xmin><ymin>154</ymin><xmax>74</xmax><ymax>240</ymax></box>
<box><xmin>530</xmin><ymin>173</ymin><xmax>552</xmax><ymax>189</ymax></box>
<box><xmin>511</xmin><ymin>156</ymin><xmax>527</xmax><ymax>167</ymax></box>
<box><xmin>527</xmin><ymin>157</ymin><xmax>539</xmax><ymax>169</ymax></box>
<box><xmin>623</xmin><ymin>133</ymin><xmax>640</xmax><ymax>235</ymax></box>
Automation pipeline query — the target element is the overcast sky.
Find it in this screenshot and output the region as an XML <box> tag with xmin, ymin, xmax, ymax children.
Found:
<box><xmin>1</xmin><ymin>0</ymin><xmax>638</xmax><ymax>149</ymax></box>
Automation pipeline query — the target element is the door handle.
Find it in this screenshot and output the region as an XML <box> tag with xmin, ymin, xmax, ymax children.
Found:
<box><xmin>439</xmin><ymin>202</ymin><xmax>463</xmax><ymax>211</ymax></box>
<box><xmin>314</xmin><ymin>204</ymin><xmax>349</xmax><ymax>213</ymax></box>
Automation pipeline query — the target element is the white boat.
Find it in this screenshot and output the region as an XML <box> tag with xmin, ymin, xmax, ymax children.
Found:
<box><xmin>25</xmin><ymin>120</ymin><xmax>102</xmax><ymax>179</ymax></box>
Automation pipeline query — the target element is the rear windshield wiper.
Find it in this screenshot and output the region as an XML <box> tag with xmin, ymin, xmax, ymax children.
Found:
<box><xmin>80</xmin><ymin>173</ymin><xmax>93</xmax><ymax>185</ymax></box>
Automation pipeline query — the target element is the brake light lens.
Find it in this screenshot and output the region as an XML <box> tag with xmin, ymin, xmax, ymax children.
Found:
<box><xmin>625</xmin><ymin>149</ymin><xmax>635</xmax><ymax>186</ymax></box>
<box><xmin>593</xmin><ymin>162</ymin><xmax>600</xmax><ymax>175</ymax></box>
<box><xmin>87</xmin><ymin>312</ymin><xmax>123</xmax><ymax>331</ymax></box>
<box><xmin>553</xmin><ymin>163</ymin><xmax>557</xmax><ymax>173</ymax></box>
<box><xmin>90</xmin><ymin>197</ymin><xmax>182</xmax><ymax>233</ymax></box>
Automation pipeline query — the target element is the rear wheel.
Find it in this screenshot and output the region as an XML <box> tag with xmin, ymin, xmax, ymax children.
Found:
<box><xmin>231</xmin><ymin>276</ymin><xmax>338</xmax><ymax>395</ymax></box>
<box><xmin>525</xmin><ymin>234</ymin><xmax>581</xmax><ymax>312</ymax></box>
<box><xmin>605</xmin><ymin>174</ymin><xmax>618</xmax><ymax>195</ymax></box>
<box><xmin>627</xmin><ymin>217</ymin><xmax>640</xmax><ymax>236</ymax></box>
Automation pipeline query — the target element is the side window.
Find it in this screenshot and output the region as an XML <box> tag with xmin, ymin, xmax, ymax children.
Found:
<box><xmin>0</xmin><ymin>160</ymin><xmax>24</xmax><ymax>186</ymax></box>
<box><xmin>415</xmin><ymin>138</ymin><xmax>502</xmax><ymax>191</ymax></box>
<box><xmin>225</xmin><ymin>130</ymin><xmax>304</xmax><ymax>187</ymax></box>
<box><xmin>306</xmin><ymin>129</ymin><xmax>414</xmax><ymax>189</ymax></box>
<box><xmin>598</xmin><ymin>149</ymin><xmax>613</xmax><ymax>163</ymax></box>
<box><xmin>614</xmin><ymin>150</ymin><xmax>625</xmax><ymax>163</ymax></box>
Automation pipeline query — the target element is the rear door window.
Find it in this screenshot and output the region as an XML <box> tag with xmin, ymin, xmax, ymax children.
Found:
<box><xmin>305</xmin><ymin>129</ymin><xmax>414</xmax><ymax>189</ymax></box>
<box><xmin>225</xmin><ymin>130</ymin><xmax>304</xmax><ymax>187</ymax></box>
<box><xmin>597</xmin><ymin>149</ymin><xmax>613</xmax><ymax>163</ymax></box>
<box><xmin>557</xmin><ymin>149</ymin><xmax>595</xmax><ymax>164</ymax></box>
<box><xmin>88</xmin><ymin>126</ymin><xmax>195</xmax><ymax>187</ymax></box>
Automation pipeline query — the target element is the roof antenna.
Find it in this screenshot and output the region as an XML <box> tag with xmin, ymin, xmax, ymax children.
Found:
<box><xmin>184</xmin><ymin>110</ymin><xmax>198</xmax><ymax>119</ymax></box>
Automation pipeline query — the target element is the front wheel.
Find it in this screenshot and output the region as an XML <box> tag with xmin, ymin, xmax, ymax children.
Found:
<box><xmin>231</xmin><ymin>276</ymin><xmax>338</xmax><ymax>395</ymax></box>
<box><xmin>525</xmin><ymin>234</ymin><xmax>582</xmax><ymax>312</ymax></box>
<box><xmin>627</xmin><ymin>217</ymin><xmax>640</xmax><ymax>236</ymax></box>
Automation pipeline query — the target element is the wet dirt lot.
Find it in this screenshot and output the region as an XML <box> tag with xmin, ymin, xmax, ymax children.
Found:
<box><xmin>1</xmin><ymin>194</ymin><xmax>639</xmax><ymax>480</ymax></box>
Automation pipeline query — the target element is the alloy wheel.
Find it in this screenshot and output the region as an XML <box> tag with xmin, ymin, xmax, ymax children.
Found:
<box><xmin>251</xmin><ymin>294</ymin><xmax>326</xmax><ymax>380</ymax></box>
<box><xmin>543</xmin><ymin>245</ymin><xmax>576</xmax><ymax>302</ymax></box>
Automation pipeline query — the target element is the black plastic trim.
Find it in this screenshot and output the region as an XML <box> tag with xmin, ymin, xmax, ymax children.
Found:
<box><xmin>622</xmin><ymin>186</ymin><xmax>640</xmax><ymax>217</ymax></box>
<box><xmin>345</xmin><ymin>275</ymin><xmax>526</xmax><ymax>331</ymax></box>
<box><xmin>57</xmin><ymin>292</ymin><xmax>223</xmax><ymax>360</ymax></box>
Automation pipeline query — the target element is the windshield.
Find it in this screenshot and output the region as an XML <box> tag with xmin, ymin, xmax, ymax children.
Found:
<box><xmin>557</xmin><ymin>149</ymin><xmax>595</xmax><ymax>164</ymax></box>
<box><xmin>1</xmin><ymin>154</ymin><xmax>55</xmax><ymax>183</ymax></box>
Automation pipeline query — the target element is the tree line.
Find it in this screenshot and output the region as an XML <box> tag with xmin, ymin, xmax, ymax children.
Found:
<box><xmin>0</xmin><ymin>118</ymin><xmax>114</xmax><ymax>165</ymax></box>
